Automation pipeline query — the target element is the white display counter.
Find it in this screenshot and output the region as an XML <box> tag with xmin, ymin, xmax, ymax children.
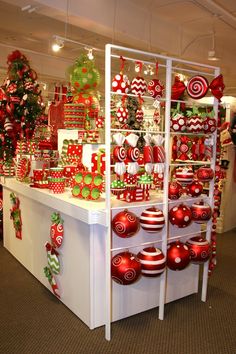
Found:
<box><xmin>2</xmin><ymin>178</ymin><xmax>199</xmax><ymax>329</ymax></box>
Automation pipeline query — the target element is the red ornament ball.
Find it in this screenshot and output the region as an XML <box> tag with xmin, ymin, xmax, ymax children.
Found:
<box><xmin>175</xmin><ymin>166</ymin><xmax>194</xmax><ymax>185</ymax></box>
<box><xmin>169</xmin><ymin>203</ymin><xmax>192</xmax><ymax>228</ymax></box>
<box><xmin>116</xmin><ymin>107</ymin><xmax>128</xmax><ymax>124</ymax></box>
<box><xmin>112</xmin><ymin>209</ymin><xmax>139</xmax><ymax>238</ymax></box>
<box><xmin>140</xmin><ymin>207</ymin><xmax>165</xmax><ymax>233</ymax></box>
<box><xmin>196</xmin><ymin>166</ymin><xmax>214</xmax><ymax>182</ymax></box>
<box><xmin>167</xmin><ymin>241</ymin><xmax>191</xmax><ymax>271</ymax></box>
<box><xmin>147</xmin><ymin>79</ymin><xmax>165</xmax><ymax>99</ymax></box>
<box><xmin>131</xmin><ymin>76</ymin><xmax>147</xmax><ymax>96</ymax></box>
<box><xmin>186</xmin><ymin>236</ymin><xmax>211</xmax><ymax>263</ymax></box>
<box><xmin>191</xmin><ymin>201</ymin><xmax>212</xmax><ymax>224</ymax></box>
<box><xmin>137</xmin><ymin>247</ymin><xmax>166</xmax><ymax>277</ymax></box>
<box><xmin>168</xmin><ymin>181</ymin><xmax>182</xmax><ymax>200</ymax></box>
<box><xmin>112</xmin><ymin>74</ymin><xmax>129</xmax><ymax>94</ymax></box>
<box><xmin>111</xmin><ymin>251</ymin><xmax>141</xmax><ymax>285</ymax></box>
<box><xmin>170</xmin><ymin>114</ymin><xmax>187</xmax><ymax>132</ymax></box>
<box><xmin>187</xmin><ymin>180</ymin><xmax>203</xmax><ymax>197</ymax></box>
<box><xmin>203</xmin><ymin>116</ymin><xmax>217</xmax><ymax>134</ymax></box>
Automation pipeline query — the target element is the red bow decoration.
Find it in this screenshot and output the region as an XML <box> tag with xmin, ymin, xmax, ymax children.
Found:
<box><xmin>209</xmin><ymin>74</ymin><xmax>225</xmax><ymax>102</ymax></box>
<box><xmin>171</xmin><ymin>75</ymin><xmax>186</xmax><ymax>100</ymax></box>
<box><xmin>45</xmin><ymin>242</ymin><xmax>59</xmax><ymax>256</ymax></box>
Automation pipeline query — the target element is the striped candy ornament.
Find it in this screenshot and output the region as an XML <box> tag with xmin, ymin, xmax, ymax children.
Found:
<box><xmin>47</xmin><ymin>251</ymin><xmax>60</xmax><ymax>275</ymax></box>
<box><xmin>175</xmin><ymin>167</ymin><xmax>194</xmax><ymax>185</ymax></box>
<box><xmin>137</xmin><ymin>247</ymin><xmax>166</xmax><ymax>277</ymax></box>
<box><xmin>140</xmin><ymin>207</ymin><xmax>165</xmax><ymax>233</ymax></box>
<box><xmin>187</xmin><ymin>116</ymin><xmax>204</xmax><ymax>133</ymax></box>
<box><xmin>131</xmin><ymin>76</ymin><xmax>147</xmax><ymax>96</ymax></box>
<box><xmin>136</xmin><ymin>108</ymin><xmax>144</xmax><ymax>123</ymax></box>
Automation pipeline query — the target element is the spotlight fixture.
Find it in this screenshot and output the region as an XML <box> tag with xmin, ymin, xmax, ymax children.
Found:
<box><xmin>87</xmin><ymin>48</ymin><xmax>94</xmax><ymax>60</ymax></box>
<box><xmin>208</xmin><ymin>31</ymin><xmax>220</xmax><ymax>61</ymax></box>
<box><xmin>52</xmin><ymin>36</ymin><xmax>64</xmax><ymax>52</ymax></box>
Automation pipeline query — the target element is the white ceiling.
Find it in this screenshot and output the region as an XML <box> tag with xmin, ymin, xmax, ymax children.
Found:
<box><xmin>0</xmin><ymin>0</ymin><xmax>236</xmax><ymax>96</ymax></box>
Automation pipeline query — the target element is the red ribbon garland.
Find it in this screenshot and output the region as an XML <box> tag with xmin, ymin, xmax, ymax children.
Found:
<box><xmin>120</xmin><ymin>56</ymin><xmax>126</xmax><ymax>73</ymax></box>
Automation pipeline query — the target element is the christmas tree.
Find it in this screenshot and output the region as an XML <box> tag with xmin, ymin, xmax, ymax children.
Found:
<box><xmin>0</xmin><ymin>50</ymin><xmax>43</xmax><ymax>163</ymax></box>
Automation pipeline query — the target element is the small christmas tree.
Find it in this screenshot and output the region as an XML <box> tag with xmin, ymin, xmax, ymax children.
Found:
<box><xmin>0</xmin><ymin>50</ymin><xmax>43</xmax><ymax>163</ymax></box>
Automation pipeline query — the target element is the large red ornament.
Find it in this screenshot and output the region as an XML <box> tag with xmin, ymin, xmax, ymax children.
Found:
<box><xmin>168</xmin><ymin>181</ymin><xmax>182</xmax><ymax>200</ymax></box>
<box><xmin>116</xmin><ymin>106</ymin><xmax>128</xmax><ymax>124</ymax></box>
<box><xmin>127</xmin><ymin>147</ymin><xmax>140</xmax><ymax>162</ymax></box>
<box><xmin>112</xmin><ymin>74</ymin><xmax>129</xmax><ymax>94</ymax></box>
<box><xmin>131</xmin><ymin>76</ymin><xmax>147</xmax><ymax>96</ymax></box>
<box><xmin>196</xmin><ymin>166</ymin><xmax>214</xmax><ymax>182</ymax></box>
<box><xmin>169</xmin><ymin>203</ymin><xmax>192</xmax><ymax>228</ymax></box>
<box><xmin>191</xmin><ymin>200</ymin><xmax>212</xmax><ymax>224</ymax></box>
<box><xmin>170</xmin><ymin>114</ymin><xmax>187</xmax><ymax>132</ymax></box>
<box><xmin>167</xmin><ymin>241</ymin><xmax>191</xmax><ymax>270</ymax></box>
<box><xmin>140</xmin><ymin>207</ymin><xmax>165</xmax><ymax>233</ymax></box>
<box><xmin>113</xmin><ymin>146</ymin><xmax>126</xmax><ymax>162</ymax></box>
<box><xmin>171</xmin><ymin>75</ymin><xmax>186</xmax><ymax>100</ymax></box>
<box><xmin>187</xmin><ymin>180</ymin><xmax>203</xmax><ymax>197</ymax></box>
<box><xmin>137</xmin><ymin>247</ymin><xmax>166</xmax><ymax>277</ymax></box>
<box><xmin>112</xmin><ymin>209</ymin><xmax>140</xmax><ymax>238</ymax></box>
<box><xmin>187</xmin><ymin>75</ymin><xmax>209</xmax><ymax>99</ymax></box>
<box><xmin>111</xmin><ymin>251</ymin><xmax>141</xmax><ymax>285</ymax></box>
<box><xmin>175</xmin><ymin>166</ymin><xmax>194</xmax><ymax>185</ymax></box>
<box><xmin>147</xmin><ymin>79</ymin><xmax>165</xmax><ymax>99</ymax></box>
<box><xmin>186</xmin><ymin>236</ymin><xmax>211</xmax><ymax>263</ymax></box>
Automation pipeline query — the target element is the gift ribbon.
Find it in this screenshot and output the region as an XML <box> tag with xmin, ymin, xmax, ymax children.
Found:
<box><xmin>45</xmin><ymin>242</ymin><xmax>59</xmax><ymax>256</ymax></box>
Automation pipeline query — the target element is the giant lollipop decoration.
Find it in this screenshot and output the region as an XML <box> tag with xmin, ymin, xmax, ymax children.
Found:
<box><xmin>187</xmin><ymin>75</ymin><xmax>209</xmax><ymax>99</ymax></box>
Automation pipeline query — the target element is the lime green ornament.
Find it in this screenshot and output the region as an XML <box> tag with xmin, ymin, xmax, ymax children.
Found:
<box><xmin>70</xmin><ymin>53</ymin><xmax>100</xmax><ymax>93</ymax></box>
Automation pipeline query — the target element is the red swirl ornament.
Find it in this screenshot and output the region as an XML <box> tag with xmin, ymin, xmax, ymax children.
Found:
<box><xmin>127</xmin><ymin>147</ymin><xmax>140</xmax><ymax>162</ymax></box>
<box><xmin>111</xmin><ymin>251</ymin><xmax>141</xmax><ymax>285</ymax></box>
<box><xmin>113</xmin><ymin>146</ymin><xmax>126</xmax><ymax>162</ymax></box>
<box><xmin>187</xmin><ymin>75</ymin><xmax>209</xmax><ymax>99</ymax></box>
<box><xmin>168</xmin><ymin>181</ymin><xmax>183</xmax><ymax>200</ymax></box>
<box><xmin>112</xmin><ymin>209</ymin><xmax>140</xmax><ymax>238</ymax></box>
<box><xmin>191</xmin><ymin>201</ymin><xmax>212</xmax><ymax>224</ymax></box>
<box><xmin>196</xmin><ymin>166</ymin><xmax>214</xmax><ymax>182</ymax></box>
<box><xmin>147</xmin><ymin>79</ymin><xmax>165</xmax><ymax>99</ymax></box>
<box><xmin>186</xmin><ymin>236</ymin><xmax>211</xmax><ymax>263</ymax></box>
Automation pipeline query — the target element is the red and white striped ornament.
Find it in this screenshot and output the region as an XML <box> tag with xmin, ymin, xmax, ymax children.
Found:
<box><xmin>187</xmin><ymin>116</ymin><xmax>204</xmax><ymax>133</ymax></box>
<box><xmin>140</xmin><ymin>207</ymin><xmax>165</xmax><ymax>233</ymax></box>
<box><xmin>175</xmin><ymin>166</ymin><xmax>194</xmax><ymax>185</ymax></box>
<box><xmin>131</xmin><ymin>76</ymin><xmax>147</xmax><ymax>96</ymax></box>
<box><xmin>136</xmin><ymin>108</ymin><xmax>144</xmax><ymax>124</ymax></box>
<box><xmin>137</xmin><ymin>247</ymin><xmax>166</xmax><ymax>277</ymax></box>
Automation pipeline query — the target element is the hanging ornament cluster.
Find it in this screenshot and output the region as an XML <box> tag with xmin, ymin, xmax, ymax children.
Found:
<box><xmin>43</xmin><ymin>212</ymin><xmax>64</xmax><ymax>298</ymax></box>
<box><xmin>172</xmin><ymin>74</ymin><xmax>225</xmax><ymax>101</ymax></box>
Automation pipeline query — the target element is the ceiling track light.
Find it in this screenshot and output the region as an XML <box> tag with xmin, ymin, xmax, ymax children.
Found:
<box><xmin>21</xmin><ymin>5</ymin><xmax>38</xmax><ymax>13</ymax></box>
<box><xmin>86</xmin><ymin>48</ymin><xmax>94</xmax><ymax>60</ymax></box>
<box><xmin>52</xmin><ymin>36</ymin><xmax>64</xmax><ymax>52</ymax></box>
<box><xmin>208</xmin><ymin>31</ymin><xmax>220</xmax><ymax>61</ymax></box>
<box><xmin>51</xmin><ymin>35</ymin><xmax>103</xmax><ymax>55</ymax></box>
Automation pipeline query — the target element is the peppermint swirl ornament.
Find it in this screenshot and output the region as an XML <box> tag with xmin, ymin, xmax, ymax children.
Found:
<box><xmin>187</xmin><ymin>75</ymin><xmax>209</xmax><ymax>99</ymax></box>
<box><xmin>147</xmin><ymin>79</ymin><xmax>165</xmax><ymax>99</ymax></box>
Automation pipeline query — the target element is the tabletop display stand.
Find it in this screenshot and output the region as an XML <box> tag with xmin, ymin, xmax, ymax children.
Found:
<box><xmin>104</xmin><ymin>44</ymin><xmax>219</xmax><ymax>340</ymax></box>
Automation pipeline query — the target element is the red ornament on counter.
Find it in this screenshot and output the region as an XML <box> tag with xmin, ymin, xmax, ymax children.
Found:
<box><xmin>112</xmin><ymin>209</ymin><xmax>140</xmax><ymax>238</ymax></box>
<box><xmin>186</xmin><ymin>236</ymin><xmax>211</xmax><ymax>263</ymax></box>
<box><xmin>111</xmin><ymin>251</ymin><xmax>141</xmax><ymax>285</ymax></box>
<box><xmin>196</xmin><ymin>166</ymin><xmax>214</xmax><ymax>182</ymax></box>
<box><xmin>186</xmin><ymin>75</ymin><xmax>209</xmax><ymax>99</ymax></box>
<box><xmin>191</xmin><ymin>200</ymin><xmax>212</xmax><ymax>224</ymax></box>
<box><xmin>187</xmin><ymin>180</ymin><xmax>203</xmax><ymax>197</ymax></box>
<box><xmin>169</xmin><ymin>203</ymin><xmax>192</xmax><ymax>228</ymax></box>
<box><xmin>137</xmin><ymin>247</ymin><xmax>166</xmax><ymax>277</ymax></box>
<box><xmin>167</xmin><ymin>241</ymin><xmax>191</xmax><ymax>271</ymax></box>
<box><xmin>140</xmin><ymin>207</ymin><xmax>165</xmax><ymax>233</ymax></box>
<box><xmin>168</xmin><ymin>181</ymin><xmax>183</xmax><ymax>200</ymax></box>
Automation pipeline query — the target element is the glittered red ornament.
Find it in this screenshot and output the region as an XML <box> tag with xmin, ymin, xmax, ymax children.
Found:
<box><xmin>112</xmin><ymin>209</ymin><xmax>140</xmax><ymax>238</ymax></box>
<box><xmin>168</xmin><ymin>181</ymin><xmax>183</xmax><ymax>200</ymax></box>
<box><xmin>111</xmin><ymin>251</ymin><xmax>141</xmax><ymax>285</ymax></box>
<box><xmin>139</xmin><ymin>207</ymin><xmax>165</xmax><ymax>233</ymax></box>
<box><xmin>167</xmin><ymin>241</ymin><xmax>191</xmax><ymax>270</ymax></box>
<box><xmin>187</xmin><ymin>180</ymin><xmax>203</xmax><ymax>197</ymax></box>
<box><xmin>187</xmin><ymin>75</ymin><xmax>209</xmax><ymax>99</ymax></box>
<box><xmin>137</xmin><ymin>247</ymin><xmax>166</xmax><ymax>277</ymax></box>
<box><xmin>191</xmin><ymin>200</ymin><xmax>212</xmax><ymax>224</ymax></box>
<box><xmin>186</xmin><ymin>236</ymin><xmax>211</xmax><ymax>263</ymax></box>
<box><xmin>169</xmin><ymin>203</ymin><xmax>192</xmax><ymax>228</ymax></box>
<box><xmin>131</xmin><ymin>76</ymin><xmax>147</xmax><ymax>96</ymax></box>
<box><xmin>147</xmin><ymin>79</ymin><xmax>165</xmax><ymax>99</ymax></box>
<box><xmin>196</xmin><ymin>166</ymin><xmax>214</xmax><ymax>182</ymax></box>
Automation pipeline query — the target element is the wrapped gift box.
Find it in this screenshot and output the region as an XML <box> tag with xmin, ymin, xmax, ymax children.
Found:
<box><xmin>91</xmin><ymin>149</ymin><xmax>105</xmax><ymax>175</ymax></box>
